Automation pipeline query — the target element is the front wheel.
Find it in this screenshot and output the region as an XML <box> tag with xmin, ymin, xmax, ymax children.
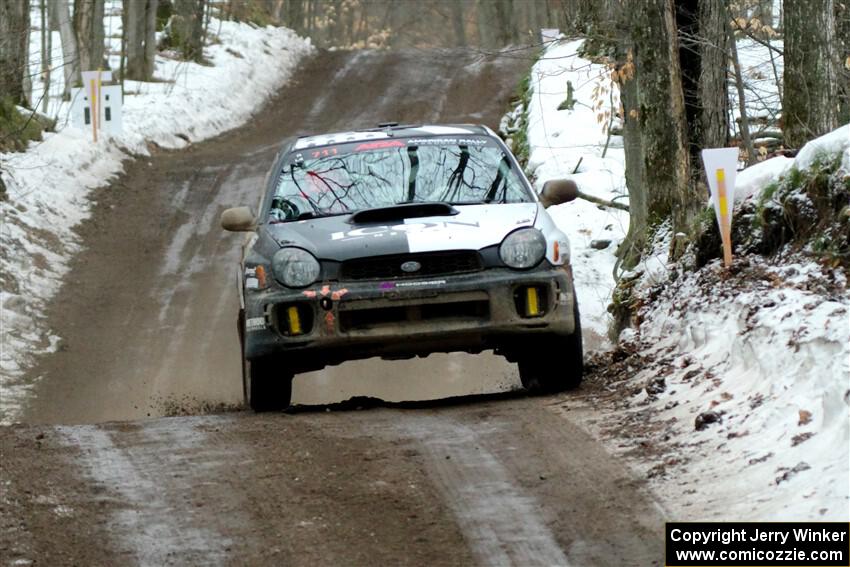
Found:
<box><xmin>518</xmin><ymin>293</ymin><xmax>583</xmax><ymax>394</ymax></box>
<box><xmin>243</xmin><ymin>355</ymin><xmax>293</xmax><ymax>412</ymax></box>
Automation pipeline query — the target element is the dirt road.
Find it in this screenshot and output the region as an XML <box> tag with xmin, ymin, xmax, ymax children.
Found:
<box><xmin>3</xmin><ymin>399</ymin><xmax>663</xmax><ymax>565</ymax></box>
<box><xmin>2</xmin><ymin>49</ymin><xmax>666</xmax><ymax>565</ymax></box>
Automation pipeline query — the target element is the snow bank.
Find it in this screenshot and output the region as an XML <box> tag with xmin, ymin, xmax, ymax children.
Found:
<box><xmin>523</xmin><ymin>39</ymin><xmax>629</xmax><ymax>349</ymax></box>
<box><xmin>0</xmin><ymin>21</ymin><xmax>313</xmax><ymax>424</ymax></box>
<box><xmin>734</xmin><ymin>155</ymin><xmax>794</xmax><ymax>202</ymax></box>
<box><xmin>734</xmin><ymin>123</ymin><xmax>850</xmax><ymax>202</ymax></box>
<box><xmin>794</xmin><ymin>123</ymin><xmax>850</xmax><ymax>172</ymax></box>
<box><xmin>628</xmin><ymin>260</ymin><xmax>848</xmax><ymax>521</ymax></box>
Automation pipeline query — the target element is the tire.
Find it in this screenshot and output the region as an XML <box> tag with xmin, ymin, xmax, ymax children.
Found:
<box><xmin>243</xmin><ymin>355</ymin><xmax>293</xmax><ymax>412</ymax></box>
<box><xmin>239</xmin><ymin>311</ymin><xmax>293</xmax><ymax>412</ymax></box>
<box><xmin>518</xmin><ymin>289</ymin><xmax>583</xmax><ymax>394</ymax></box>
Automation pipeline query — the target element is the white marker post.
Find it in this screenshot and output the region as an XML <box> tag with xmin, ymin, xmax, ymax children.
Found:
<box><xmin>540</xmin><ymin>28</ymin><xmax>560</xmax><ymax>43</ymax></box>
<box><xmin>81</xmin><ymin>70</ymin><xmax>112</xmax><ymax>143</ymax></box>
<box><xmin>701</xmin><ymin>147</ymin><xmax>739</xmax><ymax>267</ymax></box>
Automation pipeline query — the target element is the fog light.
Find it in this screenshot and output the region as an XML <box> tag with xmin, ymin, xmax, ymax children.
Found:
<box><xmin>525</xmin><ymin>287</ymin><xmax>541</xmax><ymax>317</ymax></box>
<box><xmin>287</xmin><ymin>306</ymin><xmax>302</xmax><ymax>335</ymax></box>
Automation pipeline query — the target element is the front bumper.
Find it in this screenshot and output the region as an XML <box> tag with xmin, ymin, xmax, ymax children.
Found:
<box><xmin>243</xmin><ymin>266</ymin><xmax>576</xmax><ymax>370</ymax></box>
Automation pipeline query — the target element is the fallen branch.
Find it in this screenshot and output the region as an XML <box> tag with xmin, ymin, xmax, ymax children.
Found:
<box><xmin>577</xmin><ymin>190</ymin><xmax>629</xmax><ymax>211</ymax></box>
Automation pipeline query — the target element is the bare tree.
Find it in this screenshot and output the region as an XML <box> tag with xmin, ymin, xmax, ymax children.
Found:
<box><xmin>144</xmin><ymin>0</ymin><xmax>158</xmax><ymax>77</ymax></box>
<box><xmin>450</xmin><ymin>0</ymin><xmax>467</xmax><ymax>46</ymax></box>
<box><xmin>172</xmin><ymin>0</ymin><xmax>206</xmax><ymax>62</ymax></box>
<box><xmin>40</xmin><ymin>0</ymin><xmax>51</xmax><ymax>113</ymax></box>
<box><xmin>74</xmin><ymin>0</ymin><xmax>106</xmax><ymax>72</ymax></box>
<box><xmin>783</xmin><ymin>0</ymin><xmax>839</xmax><ymax>148</ymax></box>
<box><xmin>729</xmin><ymin>27</ymin><xmax>756</xmax><ymax>164</ymax></box>
<box><xmin>50</xmin><ymin>0</ymin><xmax>80</xmax><ymax>99</ymax></box>
<box><xmin>836</xmin><ymin>0</ymin><xmax>850</xmax><ymax>124</ymax></box>
<box><xmin>627</xmin><ymin>0</ymin><xmax>696</xmax><ymax>258</ymax></box>
<box><xmin>1</xmin><ymin>0</ymin><xmax>30</xmax><ymax>106</ymax></box>
<box><xmin>697</xmin><ymin>0</ymin><xmax>729</xmax><ymax>151</ymax></box>
<box><xmin>125</xmin><ymin>0</ymin><xmax>158</xmax><ymax>81</ymax></box>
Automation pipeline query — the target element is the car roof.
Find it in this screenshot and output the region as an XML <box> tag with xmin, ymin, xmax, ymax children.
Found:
<box><xmin>291</xmin><ymin>123</ymin><xmax>495</xmax><ymax>150</ymax></box>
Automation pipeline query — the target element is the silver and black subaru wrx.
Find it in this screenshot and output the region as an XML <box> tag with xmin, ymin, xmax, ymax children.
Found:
<box><xmin>222</xmin><ymin>123</ymin><xmax>583</xmax><ymax>411</ymax></box>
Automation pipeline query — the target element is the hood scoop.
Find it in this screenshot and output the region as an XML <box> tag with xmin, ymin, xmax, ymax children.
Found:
<box><xmin>348</xmin><ymin>203</ymin><xmax>459</xmax><ymax>224</ymax></box>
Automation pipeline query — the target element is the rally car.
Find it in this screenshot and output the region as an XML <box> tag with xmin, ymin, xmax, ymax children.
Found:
<box><xmin>221</xmin><ymin>123</ymin><xmax>583</xmax><ymax>411</ymax></box>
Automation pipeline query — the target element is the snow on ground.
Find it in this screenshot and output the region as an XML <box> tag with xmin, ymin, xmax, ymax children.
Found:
<box><xmin>518</xmin><ymin>38</ymin><xmax>629</xmax><ymax>349</ymax></box>
<box><xmin>0</xmin><ymin>20</ymin><xmax>313</xmax><ymax>424</ymax></box>
<box><xmin>522</xmin><ymin>35</ymin><xmax>848</xmax><ymax>520</ymax></box>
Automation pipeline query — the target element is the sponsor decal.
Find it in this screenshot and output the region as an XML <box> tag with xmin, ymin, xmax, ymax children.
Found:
<box><xmin>246</xmin><ymin>317</ymin><xmax>266</xmax><ymax>331</ymax></box>
<box><xmin>406</xmin><ymin>137</ymin><xmax>489</xmax><ymax>146</ymax></box>
<box><xmin>330</xmin><ymin>221</ymin><xmax>480</xmax><ymax>242</ymax></box>
<box><xmin>379</xmin><ymin>279</ymin><xmax>446</xmax><ymax>290</ymax></box>
<box><xmin>395</xmin><ymin>279</ymin><xmax>446</xmax><ymax>288</ymax></box>
<box><xmin>245</xmin><ymin>267</ymin><xmax>260</xmax><ymax>290</ymax></box>
<box><xmin>355</xmin><ymin>140</ymin><xmax>405</xmax><ymax>151</ymax></box>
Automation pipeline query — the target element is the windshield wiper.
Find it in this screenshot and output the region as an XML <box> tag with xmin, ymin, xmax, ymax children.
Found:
<box><xmin>292</xmin><ymin>210</ymin><xmax>351</xmax><ymax>221</ymax></box>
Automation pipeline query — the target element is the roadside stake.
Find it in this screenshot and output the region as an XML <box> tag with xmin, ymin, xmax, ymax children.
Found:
<box><xmin>81</xmin><ymin>69</ymin><xmax>112</xmax><ymax>143</ymax></box>
<box><xmin>701</xmin><ymin>147</ymin><xmax>739</xmax><ymax>268</ymax></box>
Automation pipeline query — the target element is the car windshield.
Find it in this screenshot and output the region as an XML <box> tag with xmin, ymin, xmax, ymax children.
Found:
<box><xmin>269</xmin><ymin>136</ymin><xmax>531</xmax><ymax>222</ymax></box>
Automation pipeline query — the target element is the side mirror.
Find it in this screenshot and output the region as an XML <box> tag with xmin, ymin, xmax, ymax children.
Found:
<box><xmin>539</xmin><ymin>179</ymin><xmax>579</xmax><ymax>208</ymax></box>
<box><xmin>221</xmin><ymin>206</ymin><xmax>256</xmax><ymax>232</ymax></box>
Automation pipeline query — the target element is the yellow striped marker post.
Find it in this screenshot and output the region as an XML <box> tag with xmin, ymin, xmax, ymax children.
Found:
<box><xmin>701</xmin><ymin>148</ymin><xmax>740</xmax><ymax>268</ymax></box>
<box><xmin>81</xmin><ymin>70</ymin><xmax>112</xmax><ymax>144</ymax></box>
<box><xmin>715</xmin><ymin>168</ymin><xmax>732</xmax><ymax>267</ymax></box>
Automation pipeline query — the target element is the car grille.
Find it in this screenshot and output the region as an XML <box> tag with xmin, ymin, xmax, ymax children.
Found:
<box><xmin>339</xmin><ymin>300</ymin><xmax>490</xmax><ymax>332</ymax></box>
<box><xmin>340</xmin><ymin>251</ymin><xmax>483</xmax><ymax>281</ymax></box>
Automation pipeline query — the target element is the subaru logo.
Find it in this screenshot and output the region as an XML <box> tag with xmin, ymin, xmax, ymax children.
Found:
<box><xmin>401</xmin><ymin>261</ymin><xmax>421</xmax><ymax>273</ymax></box>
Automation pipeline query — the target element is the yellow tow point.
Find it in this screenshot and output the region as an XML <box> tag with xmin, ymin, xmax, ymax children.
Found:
<box><xmin>287</xmin><ymin>306</ymin><xmax>302</xmax><ymax>335</ymax></box>
<box><xmin>526</xmin><ymin>287</ymin><xmax>541</xmax><ymax>317</ymax></box>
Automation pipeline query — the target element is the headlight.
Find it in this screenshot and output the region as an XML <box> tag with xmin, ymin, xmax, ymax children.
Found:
<box><xmin>272</xmin><ymin>248</ymin><xmax>320</xmax><ymax>287</ymax></box>
<box><xmin>500</xmin><ymin>228</ymin><xmax>546</xmax><ymax>269</ymax></box>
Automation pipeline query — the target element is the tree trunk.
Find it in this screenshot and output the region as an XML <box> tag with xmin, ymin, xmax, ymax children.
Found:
<box><xmin>0</xmin><ymin>0</ymin><xmax>29</xmax><ymax>106</ymax></box>
<box><xmin>73</xmin><ymin>0</ymin><xmax>106</xmax><ymax>72</ymax></box>
<box><xmin>144</xmin><ymin>0</ymin><xmax>158</xmax><ymax>78</ymax></box>
<box><xmin>41</xmin><ymin>0</ymin><xmax>51</xmax><ymax>113</ymax></box>
<box><xmin>675</xmin><ymin>0</ymin><xmax>702</xmax><ymax>164</ymax></box>
<box><xmin>836</xmin><ymin>0</ymin><xmax>850</xmax><ymax>124</ymax></box>
<box><xmin>494</xmin><ymin>0</ymin><xmax>516</xmax><ymax>45</ymax></box>
<box><xmin>51</xmin><ymin>0</ymin><xmax>80</xmax><ymax>99</ymax></box>
<box><xmin>783</xmin><ymin>0</ymin><xmax>838</xmax><ymax>148</ymax></box>
<box><xmin>633</xmin><ymin>0</ymin><xmax>695</xmax><ymax>255</ymax></box>
<box><xmin>172</xmin><ymin>0</ymin><xmax>206</xmax><ymax>62</ymax></box>
<box><xmin>729</xmin><ymin>29</ymin><xmax>756</xmax><ymax>165</ymax></box>
<box><xmin>451</xmin><ymin>0</ymin><xmax>467</xmax><ymax>47</ymax></box>
<box><xmin>23</xmin><ymin>29</ymin><xmax>32</xmax><ymax>107</ymax></box>
<box><xmin>285</xmin><ymin>0</ymin><xmax>303</xmax><ymax>32</ymax></box>
<box><xmin>476</xmin><ymin>0</ymin><xmax>496</xmax><ymax>47</ymax></box>
<box><xmin>125</xmin><ymin>0</ymin><xmax>145</xmax><ymax>79</ymax></box>
<box><xmin>697</xmin><ymin>0</ymin><xmax>728</xmax><ymax>150</ymax></box>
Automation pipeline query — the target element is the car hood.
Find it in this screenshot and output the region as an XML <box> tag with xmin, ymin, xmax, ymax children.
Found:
<box><xmin>266</xmin><ymin>203</ymin><xmax>539</xmax><ymax>261</ymax></box>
